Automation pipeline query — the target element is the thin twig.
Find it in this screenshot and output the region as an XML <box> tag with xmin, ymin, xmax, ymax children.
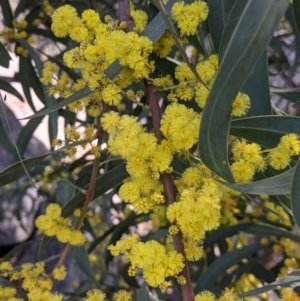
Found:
<box><xmin>53</xmin><ymin>104</ymin><xmax>109</xmax><ymax>270</ymax></box>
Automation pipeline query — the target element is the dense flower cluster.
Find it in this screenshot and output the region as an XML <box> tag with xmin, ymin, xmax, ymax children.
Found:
<box><xmin>35</xmin><ymin>203</ymin><xmax>85</xmax><ymax>245</ymax></box>
<box><xmin>0</xmin><ymin>261</ymin><xmax>66</xmax><ymax>301</ymax></box>
<box><xmin>108</xmin><ymin>234</ymin><xmax>184</xmax><ymax>289</ymax></box>
<box><xmin>172</xmin><ymin>1</ymin><xmax>209</xmax><ymax>36</ymax></box>
<box><xmin>230</xmin><ymin>133</ymin><xmax>300</xmax><ymax>183</ymax></box>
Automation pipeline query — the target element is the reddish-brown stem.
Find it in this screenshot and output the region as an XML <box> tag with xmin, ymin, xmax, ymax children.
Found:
<box><xmin>118</xmin><ymin>0</ymin><xmax>135</xmax><ymax>32</ymax></box>
<box><xmin>144</xmin><ymin>81</ymin><xmax>163</xmax><ymax>142</ymax></box>
<box><xmin>53</xmin><ymin>103</ymin><xmax>109</xmax><ymax>270</ymax></box>
<box><xmin>145</xmin><ymin>82</ymin><xmax>195</xmax><ymax>301</ymax></box>
<box><xmin>118</xmin><ymin>2</ymin><xmax>194</xmax><ymax>300</ymax></box>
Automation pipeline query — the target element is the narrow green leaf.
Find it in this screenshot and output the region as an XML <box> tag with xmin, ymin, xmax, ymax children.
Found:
<box><xmin>239</xmin><ymin>269</ymin><xmax>300</xmax><ymax>297</ymax></box>
<box><xmin>291</xmin><ymin>157</ymin><xmax>300</xmax><ymax>227</ymax></box>
<box><xmin>286</xmin><ymin>4</ymin><xmax>300</xmax><ymax>74</ymax></box>
<box><xmin>14</xmin><ymin>0</ymin><xmax>37</xmax><ymax>17</ymax></box>
<box><xmin>207</xmin><ymin>0</ymin><xmax>236</xmax><ymax>52</ymax></box>
<box><xmin>17</xmin><ymin>39</ymin><xmax>43</xmax><ymax>75</ymax></box>
<box><xmin>1</xmin><ymin>240</ymin><xmax>33</xmax><ymax>261</ymax></box>
<box><xmin>17</xmin><ymin>40</ymin><xmax>58</xmax><ymax>145</ymax></box>
<box><xmin>56</xmin><ymin>181</ymin><xmax>75</xmax><ymax>207</ymax></box>
<box><xmin>25</xmin><ymin>28</ymin><xmax>69</xmax><ymax>45</ymax></box>
<box><xmin>204</xmin><ymin>223</ymin><xmax>254</xmax><ymax>247</ymax></box>
<box><xmin>88</xmin><ymin>226</ymin><xmax>116</xmax><ymax>253</ymax></box>
<box><xmin>292</xmin><ymin>101</ymin><xmax>300</xmax><ymax>108</ymax></box>
<box><xmin>15</xmin><ymin>115</ymin><xmax>44</xmax><ymax>158</ymax></box>
<box><xmin>38</xmin><ymin>236</ymin><xmax>50</xmax><ymax>261</ymax></box>
<box><xmin>269</xmin><ymin>37</ymin><xmax>290</xmax><ymax>68</ymax></box>
<box><xmin>0</xmin><ymin>0</ymin><xmax>13</xmax><ymax>27</ymax></box>
<box><xmin>72</xmin><ymin>246</ymin><xmax>100</xmax><ymax>287</ymax></box>
<box><xmin>141</xmin><ymin>0</ymin><xmax>175</xmax><ymax>43</ymax></box>
<box><xmin>0</xmin><ymin>43</ymin><xmax>12</xmax><ymax>68</ymax></box>
<box><xmin>221</xmin><ymin>167</ymin><xmax>295</xmax><ymax>195</ymax></box>
<box><xmin>137</xmin><ymin>286</ymin><xmax>160</xmax><ymax>301</ymax></box>
<box><xmin>61</xmin><ymin>163</ymin><xmax>128</xmax><ymax>217</ymax></box>
<box><xmin>242</xmin><ymin>50</ymin><xmax>272</xmax><ymax>117</ymax></box>
<box><xmin>0</xmin><ymin>154</ymin><xmax>49</xmax><ymax>185</ymax></box>
<box><xmin>19</xmin><ymin>53</ymin><xmax>45</xmax><ymax>106</ymax></box>
<box><xmin>195</xmin><ymin>244</ymin><xmax>264</xmax><ymax>292</ymax></box>
<box><xmin>245</xmin><ymin>223</ymin><xmax>300</xmax><ymax>242</ymax></box>
<box><xmin>0</xmin><ymin>117</ymin><xmax>15</xmax><ymax>154</ymax></box>
<box><xmin>217</xmin><ymin>258</ymin><xmax>261</xmax><ymax>294</ymax></box>
<box><xmin>19</xmin><ymin>56</ymin><xmax>38</xmax><ymax>112</ymax></box>
<box><xmin>199</xmin><ymin>0</ymin><xmax>289</xmax><ymax>181</ymax></box>
<box><xmin>271</xmin><ymin>87</ymin><xmax>300</xmax><ymax>103</ymax></box>
<box><xmin>294</xmin><ymin>0</ymin><xmax>300</xmax><ymax>38</ymax></box>
<box><xmin>18</xmin><ymin>41</ymin><xmax>58</xmax><ymax>145</ymax></box>
<box><xmin>230</xmin><ymin>116</ymin><xmax>300</xmax><ymax>149</ymax></box>
<box><xmin>0</xmin><ymin>78</ymin><xmax>24</xmax><ymax>102</ymax></box>
<box><xmin>20</xmin><ymin>87</ymin><xmax>92</xmax><ymax>120</ymax></box>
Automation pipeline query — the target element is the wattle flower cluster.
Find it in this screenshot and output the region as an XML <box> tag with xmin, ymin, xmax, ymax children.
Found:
<box><xmin>35</xmin><ymin>204</ymin><xmax>85</xmax><ymax>246</ymax></box>
<box><xmin>230</xmin><ymin>133</ymin><xmax>300</xmax><ymax>183</ymax></box>
<box><xmin>171</xmin><ymin>1</ymin><xmax>209</xmax><ymax>36</ymax></box>
<box><xmin>0</xmin><ymin>261</ymin><xmax>66</xmax><ymax>301</ymax></box>
<box><xmin>108</xmin><ymin>234</ymin><xmax>184</xmax><ymax>289</ymax></box>
<box><xmin>168</xmin><ymin>165</ymin><xmax>223</xmax><ymax>260</ymax></box>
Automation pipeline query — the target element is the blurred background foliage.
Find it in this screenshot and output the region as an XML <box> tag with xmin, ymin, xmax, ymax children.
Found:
<box><xmin>1</xmin><ymin>0</ymin><xmax>300</xmax><ymax>300</ymax></box>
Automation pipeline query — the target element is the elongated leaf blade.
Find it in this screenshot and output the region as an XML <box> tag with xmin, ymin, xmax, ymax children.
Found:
<box><xmin>286</xmin><ymin>4</ymin><xmax>300</xmax><ymax>74</ymax></box>
<box><xmin>17</xmin><ymin>39</ymin><xmax>43</xmax><ymax>75</ymax></box>
<box><xmin>137</xmin><ymin>286</ymin><xmax>159</xmax><ymax>301</ymax></box>
<box><xmin>1</xmin><ymin>240</ymin><xmax>33</xmax><ymax>261</ymax></box>
<box><xmin>221</xmin><ymin>167</ymin><xmax>295</xmax><ymax>195</ymax></box>
<box><xmin>294</xmin><ymin>0</ymin><xmax>300</xmax><ymax>37</ymax></box>
<box><xmin>14</xmin><ymin>0</ymin><xmax>36</xmax><ymax>17</ymax></box>
<box><xmin>195</xmin><ymin>243</ymin><xmax>264</xmax><ymax>292</ymax></box>
<box><xmin>239</xmin><ymin>269</ymin><xmax>300</xmax><ymax>297</ymax></box>
<box><xmin>61</xmin><ymin>163</ymin><xmax>128</xmax><ymax>217</ymax></box>
<box><xmin>0</xmin><ymin>154</ymin><xmax>49</xmax><ymax>185</ymax></box>
<box><xmin>15</xmin><ymin>115</ymin><xmax>44</xmax><ymax>158</ymax></box>
<box><xmin>230</xmin><ymin>116</ymin><xmax>300</xmax><ymax>149</ymax></box>
<box><xmin>72</xmin><ymin>246</ymin><xmax>100</xmax><ymax>287</ymax></box>
<box><xmin>21</xmin><ymin>55</ymin><xmax>45</xmax><ymax>105</ymax></box>
<box><xmin>199</xmin><ymin>0</ymin><xmax>289</xmax><ymax>181</ymax></box>
<box><xmin>291</xmin><ymin>157</ymin><xmax>300</xmax><ymax>227</ymax></box>
<box><xmin>38</xmin><ymin>236</ymin><xmax>50</xmax><ymax>261</ymax></box>
<box><xmin>18</xmin><ymin>40</ymin><xmax>58</xmax><ymax>144</ymax></box>
<box><xmin>271</xmin><ymin>87</ymin><xmax>300</xmax><ymax>103</ymax></box>
<box><xmin>241</xmin><ymin>50</ymin><xmax>272</xmax><ymax>117</ymax></box>
<box><xmin>0</xmin><ymin>117</ymin><xmax>15</xmax><ymax>154</ymax></box>
<box><xmin>25</xmin><ymin>28</ymin><xmax>69</xmax><ymax>45</ymax></box>
<box><xmin>0</xmin><ymin>0</ymin><xmax>13</xmax><ymax>27</ymax></box>
<box><xmin>20</xmin><ymin>87</ymin><xmax>92</xmax><ymax>120</ymax></box>
<box><xmin>0</xmin><ymin>43</ymin><xmax>12</xmax><ymax>68</ymax></box>
<box><xmin>204</xmin><ymin>222</ymin><xmax>254</xmax><ymax>247</ymax></box>
<box><xmin>245</xmin><ymin>223</ymin><xmax>300</xmax><ymax>242</ymax></box>
<box><xmin>207</xmin><ymin>0</ymin><xmax>236</xmax><ymax>52</ymax></box>
<box><xmin>0</xmin><ymin>78</ymin><xmax>24</xmax><ymax>102</ymax></box>
<box><xmin>19</xmin><ymin>56</ymin><xmax>38</xmax><ymax>112</ymax></box>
